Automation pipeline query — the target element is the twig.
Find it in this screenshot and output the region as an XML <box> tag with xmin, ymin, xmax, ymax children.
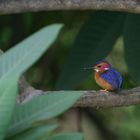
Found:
<box><xmin>0</xmin><ymin>0</ymin><xmax>140</xmax><ymax>15</ymax></box>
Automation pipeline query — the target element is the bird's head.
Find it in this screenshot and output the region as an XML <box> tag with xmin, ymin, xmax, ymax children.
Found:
<box><xmin>83</xmin><ymin>60</ymin><xmax>111</xmax><ymax>73</ymax></box>
<box><xmin>94</xmin><ymin>60</ymin><xmax>111</xmax><ymax>73</ymax></box>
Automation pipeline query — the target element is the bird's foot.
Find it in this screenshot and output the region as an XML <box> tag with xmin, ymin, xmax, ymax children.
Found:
<box><xmin>100</xmin><ymin>89</ymin><xmax>109</xmax><ymax>95</ymax></box>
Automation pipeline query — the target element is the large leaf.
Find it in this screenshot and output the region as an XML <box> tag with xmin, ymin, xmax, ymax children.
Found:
<box><xmin>0</xmin><ymin>24</ymin><xmax>63</xmax><ymax>140</ymax></box>
<box><xmin>47</xmin><ymin>133</ymin><xmax>83</xmax><ymax>140</ymax></box>
<box><xmin>9</xmin><ymin>124</ymin><xmax>58</xmax><ymax>140</ymax></box>
<box><xmin>123</xmin><ymin>14</ymin><xmax>140</xmax><ymax>83</ymax></box>
<box><xmin>56</xmin><ymin>11</ymin><xmax>125</xmax><ymax>89</ymax></box>
<box><xmin>0</xmin><ymin>24</ymin><xmax>63</xmax><ymax>80</ymax></box>
<box><xmin>7</xmin><ymin>91</ymin><xmax>83</xmax><ymax>137</ymax></box>
<box><xmin>0</xmin><ymin>78</ymin><xmax>18</xmax><ymax>140</ymax></box>
<box><xmin>0</xmin><ymin>24</ymin><xmax>62</xmax><ymax>97</ymax></box>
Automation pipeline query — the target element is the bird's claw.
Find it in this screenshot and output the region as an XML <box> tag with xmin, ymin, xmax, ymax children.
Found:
<box><xmin>100</xmin><ymin>89</ymin><xmax>109</xmax><ymax>95</ymax></box>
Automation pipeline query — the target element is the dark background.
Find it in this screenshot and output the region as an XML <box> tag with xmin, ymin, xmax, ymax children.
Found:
<box><xmin>1</xmin><ymin>11</ymin><xmax>139</xmax><ymax>140</ymax></box>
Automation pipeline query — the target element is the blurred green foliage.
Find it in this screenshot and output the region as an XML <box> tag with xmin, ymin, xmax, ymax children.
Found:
<box><xmin>0</xmin><ymin>23</ymin><xmax>83</xmax><ymax>140</ymax></box>
<box><xmin>1</xmin><ymin>10</ymin><xmax>140</xmax><ymax>140</ymax></box>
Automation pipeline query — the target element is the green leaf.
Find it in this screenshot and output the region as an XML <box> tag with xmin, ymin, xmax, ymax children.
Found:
<box><xmin>0</xmin><ymin>24</ymin><xmax>63</xmax><ymax>140</ymax></box>
<box><xmin>9</xmin><ymin>124</ymin><xmax>58</xmax><ymax>140</ymax></box>
<box><xmin>0</xmin><ymin>24</ymin><xmax>63</xmax><ymax>80</ymax></box>
<box><xmin>124</xmin><ymin>14</ymin><xmax>140</xmax><ymax>83</ymax></box>
<box><xmin>0</xmin><ymin>78</ymin><xmax>18</xmax><ymax>140</ymax></box>
<box><xmin>56</xmin><ymin>11</ymin><xmax>125</xmax><ymax>89</ymax></box>
<box><xmin>7</xmin><ymin>91</ymin><xmax>83</xmax><ymax>137</ymax></box>
<box><xmin>47</xmin><ymin>133</ymin><xmax>83</xmax><ymax>140</ymax></box>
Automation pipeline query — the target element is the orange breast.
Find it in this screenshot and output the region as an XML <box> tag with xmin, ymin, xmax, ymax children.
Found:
<box><xmin>95</xmin><ymin>72</ymin><xmax>113</xmax><ymax>91</ymax></box>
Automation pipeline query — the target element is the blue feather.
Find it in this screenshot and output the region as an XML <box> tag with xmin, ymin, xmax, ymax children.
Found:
<box><xmin>110</xmin><ymin>68</ymin><xmax>122</xmax><ymax>90</ymax></box>
<box><xmin>100</xmin><ymin>68</ymin><xmax>122</xmax><ymax>90</ymax></box>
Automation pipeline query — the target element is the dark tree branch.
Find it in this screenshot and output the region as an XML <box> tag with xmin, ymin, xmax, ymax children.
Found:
<box><xmin>0</xmin><ymin>0</ymin><xmax>140</xmax><ymax>15</ymax></box>
<box><xmin>18</xmin><ymin>76</ymin><xmax>43</xmax><ymax>103</ymax></box>
<box><xmin>19</xmin><ymin>85</ymin><xmax>140</xmax><ymax>108</ymax></box>
<box><xmin>75</xmin><ymin>87</ymin><xmax>140</xmax><ymax>108</ymax></box>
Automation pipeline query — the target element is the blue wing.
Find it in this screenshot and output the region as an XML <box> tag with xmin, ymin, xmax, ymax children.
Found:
<box><xmin>110</xmin><ymin>68</ymin><xmax>122</xmax><ymax>90</ymax></box>
<box><xmin>100</xmin><ymin>68</ymin><xmax>122</xmax><ymax>90</ymax></box>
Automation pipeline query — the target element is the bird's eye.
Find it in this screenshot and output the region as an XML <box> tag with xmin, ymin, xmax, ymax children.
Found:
<box><xmin>98</xmin><ymin>65</ymin><xmax>101</xmax><ymax>68</ymax></box>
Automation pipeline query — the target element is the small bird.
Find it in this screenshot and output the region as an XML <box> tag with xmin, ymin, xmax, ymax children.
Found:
<box><xmin>84</xmin><ymin>60</ymin><xmax>122</xmax><ymax>92</ymax></box>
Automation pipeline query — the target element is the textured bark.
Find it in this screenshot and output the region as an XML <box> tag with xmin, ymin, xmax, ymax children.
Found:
<box><xmin>19</xmin><ymin>86</ymin><xmax>140</xmax><ymax>108</ymax></box>
<box><xmin>18</xmin><ymin>76</ymin><xmax>43</xmax><ymax>103</ymax></box>
<box><xmin>75</xmin><ymin>87</ymin><xmax>140</xmax><ymax>108</ymax></box>
<box><xmin>0</xmin><ymin>0</ymin><xmax>140</xmax><ymax>15</ymax></box>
